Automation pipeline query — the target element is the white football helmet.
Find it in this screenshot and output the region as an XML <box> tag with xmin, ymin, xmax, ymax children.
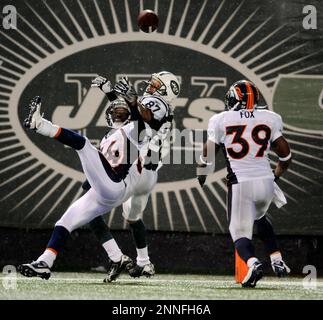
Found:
<box><xmin>105</xmin><ymin>98</ymin><xmax>131</xmax><ymax>129</ymax></box>
<box><xmin>143</xmin><ymin>71</ymin><xmax>180</xmax><ymax>103</ymax></box>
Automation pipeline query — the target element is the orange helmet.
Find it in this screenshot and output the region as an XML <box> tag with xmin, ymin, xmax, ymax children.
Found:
<box><xmin>224</xmin><ymin>80</ymin><xmax>260</xmax><ymax>111</ymax></box>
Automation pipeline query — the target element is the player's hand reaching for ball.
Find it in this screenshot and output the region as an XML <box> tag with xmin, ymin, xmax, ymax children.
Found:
<box><xmin>114</xmin><ymin>77</ymin><xmax>138</xmax><ymax>105</ymax></box>
<box><xmin>91</xmin><ymin>76</ymin><xmax>112</xmax><ymax>94</ymax></box>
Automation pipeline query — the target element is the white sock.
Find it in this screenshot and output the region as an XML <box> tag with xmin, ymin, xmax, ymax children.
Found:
<box><xmin>37</xmin><ymin>249</ymin><xmax>57</xmax><ymax>268</ymax></box>
<box><xmin>102</xmin><ymin>239</ymin><xmax>123</xmax><ymax>263</ymax></box>
<box><xmin>270</xmin><ymin>251</ymin><xmax>282</xmax><ymax>263</ymax></box>
<box><xmin>36</xmin><ymin>119</ymin><xmax>60</xmax><ymax>137</ymax></box>
<box><xmin>247</xmin><ymin>257</ymin><xmax>259</xmax><ymax>268</ymax></box>
<box><xmin>136</xmin><ymin>247</ymin><xmax>150</xmax><ymax>267</ymax></box>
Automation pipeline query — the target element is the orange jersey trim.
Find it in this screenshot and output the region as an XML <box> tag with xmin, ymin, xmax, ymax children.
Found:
<box><xmin>46</xmin><ymin>247</ymin><xmax>58</xmax><ymax>255</ymax></box>
<box><xmin>54</xmin><ymin>127</ymin><xmax>62</xmax><ymax>139</ymax></box>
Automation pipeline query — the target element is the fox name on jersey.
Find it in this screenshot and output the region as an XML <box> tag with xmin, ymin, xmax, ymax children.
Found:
<box><xmin>208</xmin><ymin>108</ymin><xmax>282</xmax><ymax>184</ymax></box>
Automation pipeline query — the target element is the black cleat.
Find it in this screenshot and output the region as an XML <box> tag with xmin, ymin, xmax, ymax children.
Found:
<box><xmin>103</xmin><ymin>255</ymin><xmax>133</xmax><ymax>283</ymax></box>
<box><xmin>17</xmin><ymin>261</ymin><xmax>51</xmax><ymax>280</ymax></box>
<box><xmin>242</xmin><ymin>261</ymin><xmax>263</xmax><ymax>288</ymax></box>
<box><xmin>128</xmin><ymin>263</ymin><xmax>155</xmax><ymax>278</ymax></box>
<box><xmin>272</xmin><ymin>260</ymin><xmax>291</xmax><ymax>278</ymax></box>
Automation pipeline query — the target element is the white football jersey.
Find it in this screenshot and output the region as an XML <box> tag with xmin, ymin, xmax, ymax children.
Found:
<box><xmin>207</xmin><ymin>109</ymin><xmax>283</xmax><ymax>183</ymax></box>
<box><xmin>140</xmin><ymin>95</ymin><xmax>172</xmax><ymax>121</ymax></box>
<box><xmin>99</xmin><ymin>122</ymin><xmax>149</xmax><ymax>166</ymax></box>
<box><xmin>139</xmin><ymin>95</ymin><xmax>173</xmax><ymax>169</ymax></box>
<box><xmin>100</xmin><ymin>95</ymin><xmax>172</xmax><ymax>170</ymax></box>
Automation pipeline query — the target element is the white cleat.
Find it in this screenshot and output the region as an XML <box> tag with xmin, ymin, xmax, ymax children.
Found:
<box><xmin>18</xmin><ymin>261</ymin><xmax>51</xmax><ymax>280</ymax></box>
<box><xmin>271</xmin><ymin>260</ymin><xmax>291</xmax><ymax>277</ymax></box>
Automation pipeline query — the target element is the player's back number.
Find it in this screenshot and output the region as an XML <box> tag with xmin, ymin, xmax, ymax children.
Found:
<box><xmin>226</xmin><ymin>124</ymin><xmax>271</xmax><ymax>159</ymax></box>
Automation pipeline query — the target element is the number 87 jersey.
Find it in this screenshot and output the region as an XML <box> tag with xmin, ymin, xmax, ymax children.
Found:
<box><xmin>207</xmin><ymin>108</ymin><xmax>283</xmax><ymax>184</ymax></box>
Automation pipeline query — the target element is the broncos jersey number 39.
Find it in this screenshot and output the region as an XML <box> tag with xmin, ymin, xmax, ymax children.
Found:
<box><xmin>225</xmin><ymin>124</ymin><xmax>271</xmax><ymax>159</ymax></box>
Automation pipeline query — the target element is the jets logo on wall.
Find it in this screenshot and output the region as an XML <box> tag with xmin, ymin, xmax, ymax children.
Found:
<box><xmin>0</xmin><ymin>0</ymin><xmax>322</xmax><ymax>233</ymax></box>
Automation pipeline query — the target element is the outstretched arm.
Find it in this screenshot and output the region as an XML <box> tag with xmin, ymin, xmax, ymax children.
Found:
<box><xmin>91</xmin><ymin>75</ymin><xmax>118</xmax><ymax>101</ymax></box>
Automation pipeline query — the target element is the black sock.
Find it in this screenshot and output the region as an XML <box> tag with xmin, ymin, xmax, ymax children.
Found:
<box><xmin>56</xmin><ymin>128</ymin><xmax>86</xmax><ymax>150</ymax></box>
<box><xmin>255</xmin><ymin>215</ymin><xmax>279</xmax><ymax>255</ymax></box>
<box><xmin>129</xmin><ymin>219</ymin><xmax>147</xmax><ymax>249</ymax></box>
<box><xmin>234</xmin><ymin>237</ymin><xmax>255</xmax><ymax>263</ymax></box>
<box><xmin>47</xmin><ymin>225</ymin><xmax>70</xmax><ymax>253</ymax></box>
<box><xmin>89</xmin><ymin>216</ymin><xmax>113</xmax><ymax>244</ymax></box>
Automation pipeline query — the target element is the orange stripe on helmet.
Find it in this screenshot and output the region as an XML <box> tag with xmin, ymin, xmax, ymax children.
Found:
<box><xmin>235</xmin><ymin>86</ymin><xmax>243</xmax><ymax>100</ymax></box>
<box><xmin>245</xmin><ymin>81</ymin><xmax>254</xmax><ymax>109</ymax></box>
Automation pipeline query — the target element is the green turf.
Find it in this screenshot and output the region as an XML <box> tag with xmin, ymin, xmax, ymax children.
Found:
<box><xmin>0</xmin><ymin>273</ymin><xmax>322</xmax><ymax>300</ymax></box>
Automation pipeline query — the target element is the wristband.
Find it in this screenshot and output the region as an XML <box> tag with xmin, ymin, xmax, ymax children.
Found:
<box><xmin>278</xmin><ymin>152</ymin><xmax>292</xmax><ymax>162</ymax></box>
<box><xmin>199</xmin><ymin>155</ymin><xmax>213</xmax><ymax>166</ymax></box>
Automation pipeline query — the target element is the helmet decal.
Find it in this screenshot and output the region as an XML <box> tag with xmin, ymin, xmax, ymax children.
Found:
<box><xmin>170</xmin><ymin>80</ymin><xmax>179</xmax><ymax>95</ymax></box>
<box><xmin>144</xmin><ymin>71</ymin><xmax>180</xmax><ymax>103</ymax></box>
<box><xmin>225</xmin><ymin>80</ymin><xmax>259</xmax><ymax>111</ymax></box>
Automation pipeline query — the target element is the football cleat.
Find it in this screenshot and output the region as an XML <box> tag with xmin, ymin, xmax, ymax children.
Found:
<box><xmin>128</xmin><ymin>262</ymin><xmax>155</xmax><ymax>278</ymax></box>
<box><xmin>103</xmin><ymin>255</ymin><xmax>133</xmax><ymax>283</ymax></box>
<box><xmin>23</xmin><ymin>96</ymin><xmax>59</xmax><ymax>137</ymax></box>
<box><xmin>271</xmin><ymin>260</ymin><xmax>291</xmax><ymax>277</ymax></box>
<box><xmin>23</xmin><ymin>96</ymin><xmax>42</xmax><ymax>129</ymax></box>
<box><xmin>242</xmin><ymin>261</ymin><xmax>263</xmax><ymax>288</ymax></box>
<box><xmin>17</xmin><ymin>261</ymin><xmax>51</xmax><ymax>280</ymax></box>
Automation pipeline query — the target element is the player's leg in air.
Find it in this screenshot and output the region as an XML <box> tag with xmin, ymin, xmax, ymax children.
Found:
<box><xmin>254</xmin><ymin>215</ymin><xmax>291</xmax><ymax>277</ymax></box>
<box><xmin>228</xmin><ymin>179</ymin><xmax>275</xmax><ymax>288</ymax></box>
<box><xmin>88</xmin><ymin>169</ymin><xmax>157</xmax><ymax>282</ymax></box>
<box><xmin>17</xmin><ymin>96</ymin><xmax>138</xmax><ymax>279</ymax></box>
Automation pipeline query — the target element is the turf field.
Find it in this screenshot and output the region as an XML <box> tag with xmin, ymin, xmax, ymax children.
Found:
<box><xmin>0</xmin><ymin>273</ymin><xmax>322</xmax><ymax>300</ymax></box>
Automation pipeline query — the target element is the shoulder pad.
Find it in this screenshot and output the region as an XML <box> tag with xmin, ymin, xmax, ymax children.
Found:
<box><xmin>140</xmin><ymin>95</ymin><xmax>170</xmax><ymax>121</ymax></box>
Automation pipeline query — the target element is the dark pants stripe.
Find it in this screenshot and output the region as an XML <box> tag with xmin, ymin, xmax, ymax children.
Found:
<box><xmin>227</xmin><ymin>184</ymin><xmax>232</xmax><ymax>224</ymax></box>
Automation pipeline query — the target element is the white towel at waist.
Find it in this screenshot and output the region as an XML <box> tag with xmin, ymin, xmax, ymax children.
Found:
<box><xmin>273</xmin><ymin>182</ymin><xmax>287</xmax><ymax>208</ymax></box>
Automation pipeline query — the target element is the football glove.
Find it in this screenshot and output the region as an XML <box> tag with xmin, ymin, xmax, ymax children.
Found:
<box><xmin>197</xmin><ymin>162</ymin><xmax>208</xmax><ymax>188</ymax></box>
<box><xmin>272</xmin><ymin>170</ymin><xmax>279</xmax><ymax>182</ymax></box>
<box><xmin>197</xmin><ymin>174</ymin><xmax>207</xmax><ymax>188</ymax></box>
<box><xmin>91</xmin><ymin>76</ymin><xmax>112</xmax><ymax>94</ymax></box>
<box><xmin>114</xmin><ymin>77</ymin><xmax>138</xmax><ymax>104</ymax></box>
<box><xmin>82</xmin><ymin>179</ymin><xmax>91</xmax><ymax>191</ymax></box>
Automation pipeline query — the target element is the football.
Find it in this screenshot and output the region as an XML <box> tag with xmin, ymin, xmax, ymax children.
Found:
<box><xmin>137</xmin><ymin>9</ymin><xmax>159</xmax><ymax>33</ymax></box>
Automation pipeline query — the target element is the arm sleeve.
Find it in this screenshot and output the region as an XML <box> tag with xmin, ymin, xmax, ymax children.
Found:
<box><xmin>271</xmin><ymin>114</ymin><xmax>283</xmax><ymax>142</ymax></box>
<box><xmin>207</xmin><ymin>113</ymin><xmax>223</xmax><ymax>145</ymax></box>
<box><xmin>106</xmin><ymin>91</ymin><xmax>118</xmax><ymax>101</ymax></box>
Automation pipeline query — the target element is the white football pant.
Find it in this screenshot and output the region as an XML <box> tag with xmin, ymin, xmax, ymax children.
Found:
<box><xmin>56</xmin><ymin>137</ymin><xmax>142</xmax><ymax>232</ymax></box>
<box><xmin>227</xmin><ymin>178</ymin><xmax>274</xmax><ymax>242</ymax></box>
<box><xmin>122</xmin><ymin>169</ymin><xmax>158</xmax><ymax>221</ymax></box>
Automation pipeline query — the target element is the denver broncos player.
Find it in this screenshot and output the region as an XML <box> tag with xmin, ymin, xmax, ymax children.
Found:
<box><xmin>87</xmin><ymin>98</ymin><xmax>157</xmax><ymax>282</ymax></box>
<box><xmin>197</xmin><ymin>80</ymin><xmax>291</xmax><ymax>288</ymax></box>
<box><xmin>18</xmin><ymin>71</ymin><xmax>179</xmax><ymax>280</ymax></box>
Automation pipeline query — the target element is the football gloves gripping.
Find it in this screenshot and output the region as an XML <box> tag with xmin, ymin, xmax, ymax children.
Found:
<box><xmin>114</xmin><ymin>77</ymin><xmax>138</xmax><ymax>104</ymax></box>
<box><xmin>91</xmin><ymin>76</ymin><xmax>113</xmax><ymax>94</ymax></box>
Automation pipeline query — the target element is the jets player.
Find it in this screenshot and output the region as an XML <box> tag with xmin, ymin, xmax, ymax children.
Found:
<box><xmin>197</xmin><ymin>80</ymin><xmax>291</xmax><ymax>288</ymax></box>
<box><xmin>18</xmin><ymin>71</ymin><xmax>179</xmax><ymax>280</ymax></box>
